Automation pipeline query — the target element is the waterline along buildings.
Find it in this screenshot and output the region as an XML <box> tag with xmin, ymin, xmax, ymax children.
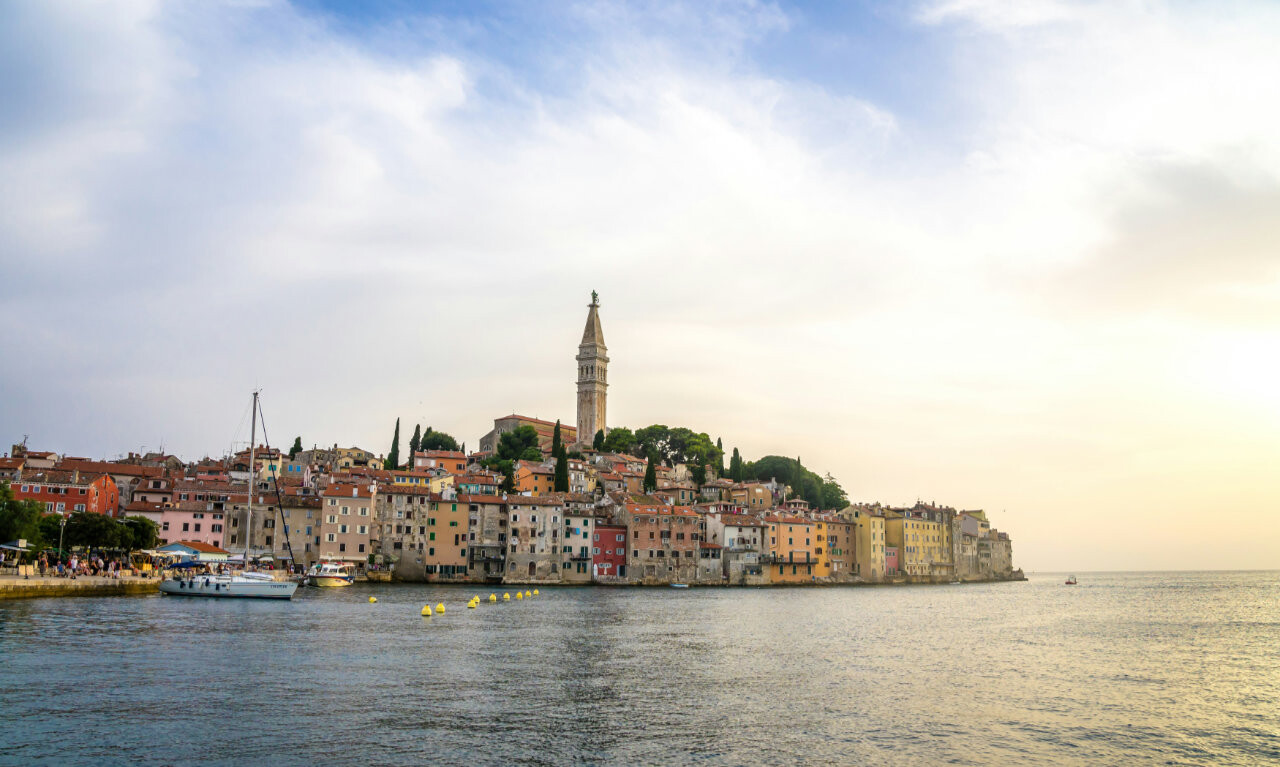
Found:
<box><xmin>3</xmin><ymin>294</ymin><xmax>1020</xmax><ymax>586</ymax></box>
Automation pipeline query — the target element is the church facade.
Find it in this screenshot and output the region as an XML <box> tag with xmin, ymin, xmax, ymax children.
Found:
<box><xmin>575</xmin><ymin>292</ymin><xmax>608</xmax><ymax>445</ymax></box>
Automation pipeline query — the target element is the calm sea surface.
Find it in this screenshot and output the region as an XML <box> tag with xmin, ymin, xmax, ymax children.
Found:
<box><xmin>1</xmin><ymin>571</ymin><xmax>1277</xmax><ymax>766</ymax></box>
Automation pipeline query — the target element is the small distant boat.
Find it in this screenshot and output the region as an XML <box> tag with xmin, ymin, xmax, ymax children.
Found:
<box><xmin>1065</xmin><ymin>575</ymin><xmax>1078</xmax><ymax>585</ymax></box>
<box><xmin>670</xmin><ymin>583</ymin><xmax>690</xmax><ymax>589</ymax></box>
<box><xmin>306</xmin><ymin>562</ymin><xmax>355</xmax><ymax>588</ymax></box>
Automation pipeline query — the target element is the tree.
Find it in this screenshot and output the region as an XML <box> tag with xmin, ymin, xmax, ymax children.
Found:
<box><xmin>419</xmin><ymin>428</ymin><xmax>460</xmax><ymax>452</ymax></box>
<box><xmin>63</xmin><ymin>512</ymin><xmax>129</xmax><ymax>550</ymax></box>
<box><xmin>409</xmin><ymin>424</ymin><xmax>422</xmax><ymax>457</ymax></box>
<box><xmin>123</xmin><ymin>516</ymin><xmax>159</xmax><ymax>550</ymax></box>
<box><xmin>715</xmin><ymin>437</ymin><xmax>725</xmax><ymax>477</ymax></box>
<box><xmin>497</xmin><ymin>425</ymin><xmax>542</xmax><ymax>462</ymax></box>
<box><xmin>601</xmin><ymin>426</ymin><xmax>636</xmax><ymax>454</ymax></box>
<box><xmin>552</xmin><ymin>420</ymin><xmax>562</xmax><ymax>457</ymax></box>
<box><xmin>384</xmin><ymin>418</ymin><xmax>401</xmax><ymax>470</ymax></box>
<box><xmin>0</xmin><ymin>481</ymin><xmax>45</xmax><ymax>550</ymax></box>
<box><xmin>643</xmin><ymin>455</ymin><xmax>657</xmax><ymax>493</ymax></box>
<box><xmin>690</xmin><ymin>462</ymin><xmax>707</xmax><ymax>487</ymax></box>
<box><xmin>500</xmin><ymin>462</ymin><xmax>516</xmax><ymax>494</ymax></box>
<box><xmin>729</xmin><ymin>447</ymin><xmax>744</xmax><ymax>482</ymax></box>
<box><xmin>554</xmin><ymin>446</ymin><xmax>569</xmax><ymax>492</ymax></box>
<box><xmin>288</xmin><ymin>437</ymin><xmax>303</xmax><ymax>460</ymax></box>
<box><xmin>593</xmin><ymin>429</ymin><xmax>605</xmax><ymax>450</ymax></box>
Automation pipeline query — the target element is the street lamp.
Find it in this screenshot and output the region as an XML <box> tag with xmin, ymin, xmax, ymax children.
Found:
<box><xmin>58</xmin><ymin>515</ymin><xmax>67</xmax><ymax>563</ymax></box>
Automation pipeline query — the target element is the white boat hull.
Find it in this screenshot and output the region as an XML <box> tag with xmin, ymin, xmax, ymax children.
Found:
<box><xmin>160</xmin><ymin>575</ymin><xmax>297</xmax><ymax>599</ymax></box>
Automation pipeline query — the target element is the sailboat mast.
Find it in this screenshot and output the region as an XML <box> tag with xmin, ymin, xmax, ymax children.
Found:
<box><xmin>247</xmin><ymin>390</ymin><xmax>257</xmax><ymax>561</ymax></box>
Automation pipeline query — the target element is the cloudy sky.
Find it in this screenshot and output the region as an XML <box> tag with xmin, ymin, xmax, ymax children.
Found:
<box><xmin>2</xmin><ymin>0</ymin><xmax>1278</xmax><ymax>570</ymax></box>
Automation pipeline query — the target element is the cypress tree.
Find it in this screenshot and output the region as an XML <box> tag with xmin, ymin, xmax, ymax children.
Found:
<box><xmin>729</xmin><ymin>447</ymin><xmax>743</xmax><ymax>482</ymax></box>
<box><xmin>501</xmin><ymin>462</ymin><xmax>516</xmax><ymax>494</ymax></box>
<box><xmin>593</xmin><ymin>429</ymin><xmax>605</xmax><ymax>450</ymax></box>
<box><xmin>552</xmin><ymin>420</ymin><xmax>562</xmax><ymax>457</ymax></box>
<box><xmin>409</xmin><ymin>424</ymin><xmax>422</xmax><ymax>458</ymax></box>
<box><xmin>384</xmin><ymin>418</ymin><xmax>401</xmax><ymax>470</ymax></box>
<box><xmin>288</xmin><ymin>436</ymin><xmax>303</xmax><ymax>460</ymax></box>
<box><xmin>715</xmin><ymin>437</ymin><xmax>725</xmax><ymax>477</ymax></box>
<box><xmin>554</xmin><ymin>445</ymin><xmax>569</xmax><ymax>492</ymax></box>
<box><xmin>643</xmin><ymin>455</ymin><xmax>657</xmax><ymax>493</ymax></box>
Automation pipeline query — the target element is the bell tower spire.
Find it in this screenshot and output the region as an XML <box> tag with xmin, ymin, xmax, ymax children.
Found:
<box><xmin>576</xmin><ymin>291</ymin><xmax>608</xmax><ymax>446</ymax></box>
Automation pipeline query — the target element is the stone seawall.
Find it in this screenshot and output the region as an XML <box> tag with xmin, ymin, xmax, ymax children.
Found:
<box><xmin>0</xmin><ymin>576</ymin><xmax>161</xmax><ymax>600</ymax></box>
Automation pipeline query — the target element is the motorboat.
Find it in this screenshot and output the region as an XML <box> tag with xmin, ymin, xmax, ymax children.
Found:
<box><xmin>1065</xmin><ymin>574</ymin><xmax>1078</xmax><ymax>585</ymax></box>
<box><xmin>305</xmin><ymin>562</ymin><xmax>355</xmax><ymax>588</ymax></box>
<box><xmin>160</xmin><ymin>570</ymin><xmax>297</xmax><ymax>599</ymax></box>
<box><xmin>670</xmin><ymin>583</ymin><xmax>690</xmax><ymax>589</ymax></box>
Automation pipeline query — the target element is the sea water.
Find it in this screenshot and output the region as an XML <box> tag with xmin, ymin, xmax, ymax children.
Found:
<box><xmin>1</xmin><ymin>571</ymin><xmax>1277</xmax><ymax>765</ymax></box>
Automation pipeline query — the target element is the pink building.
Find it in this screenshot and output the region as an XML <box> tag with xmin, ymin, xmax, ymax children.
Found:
<box><xmin>157</xmin><ymin>502</ymin><xmax>229</xmax><ymax>549</ymax></box>
<box><xmin>884</xmin><ymin>546</ymin><xmax>899</xmax><ymax>576</ymax></box>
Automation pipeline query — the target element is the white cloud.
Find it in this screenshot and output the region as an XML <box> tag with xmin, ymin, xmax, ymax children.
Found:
<box><xmin>2</xmin><ymin>0</ymin><xmax>1278</xmax><ymax>569</ymax></box>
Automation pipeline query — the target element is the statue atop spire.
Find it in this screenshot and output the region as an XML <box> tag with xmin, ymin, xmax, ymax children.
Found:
<box><xmin>591</xmin><ymin>289</ymin><xmax>598</xmax><ymax>306</ymax></box>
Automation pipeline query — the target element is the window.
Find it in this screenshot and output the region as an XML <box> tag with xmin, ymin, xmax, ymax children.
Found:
<box><xmin>357</xmin><ymin>525</ymin><xmax>367</xmax><ymax>535</ymax></box>
<box><xmin>339</xmin><ymin>525</ymin><xmax>349</xmax><ymax>534</ymax></box>
<box><xmin>339</xmin><ymin>543</ymin><xmax>346</xmax><ymax>552</ymax></box>
<box><xmin>193</xmin><ymin>523</ymin><xmax>201</xmax><ymax>532</ymax></box>
<box><xmin>326</xmin><ymin>534</ymin><xmax>336</xmax><ymax>542</ymax></box>
<box><xmin>182</xmin><ymin>522</ymin><xmax>190</xmax><ymax>532</ymax></box>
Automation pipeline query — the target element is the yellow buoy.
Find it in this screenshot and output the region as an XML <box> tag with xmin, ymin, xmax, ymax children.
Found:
<box><xmin>488</xmin><ymin>594</ymin><xmax>497</xmax><ymax>602</ymax></box>
<box><xmin>421</xmin><ymin>605</ymin><xmax>431</xmax><ymax>616</ymax></box>
<box><xmin>467</xmin><ymin>601</ymin><xmax>477</xmax><ymax>608</ymax></box>
<box><xmin>503</xmin><ymin>592</ymin><xmax>510</xmax><ymax>601</ymax></box>
<box><xmin>516</xmin><ymin>591</ymin><xmax>523</xmax><ymax>600</ymax></box>
<box><xmin>532</xmin><ymin>589</ymin><xmax>539</xmax><ymax>596</ymax></box>
<box><xmin>524</xmin><ymin>590</ymin><xmax>531</xmax><ymax>598</ymax></box>
<box><xmin>369</xmin><ymin>596</ymin><xmax>377</xmax><ymax>603</ymax></box>
<box><xmin>435</xmin><ymin>603</ymin><xmax>445</xmax><ymax>614</ymax></box>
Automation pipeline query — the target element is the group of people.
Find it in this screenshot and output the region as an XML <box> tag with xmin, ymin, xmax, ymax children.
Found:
<box><xmin>37</xmin><ymin>552</ymin><xmax>130</xmax><ymax>579</ymax></box>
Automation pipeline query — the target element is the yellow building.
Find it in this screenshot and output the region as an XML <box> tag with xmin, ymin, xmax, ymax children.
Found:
<box><xmin>765</xmin><ymin>514</ymin><xmax>817</xmax><ymax>583</ymax></box>
<box><xmin>812</xmin><ymin>520</ymin><xmax>832</xmax><ymax>578</ymax></box>
<box><xmin>421</xmin><ymin>496</ymin><xmax>470</xmax><ymax>579</ymax></box>
<box><xmin>841</xmin><ymin>506</ymin><xmax>886</xmax><ymax>581</ymax></box>
<box><xmin>885</xmin><ymin>511</ymin><xmax>947</xmax><ymax>578</ymax></box>
<box><xmin>387</xmin><ymin>470</ymin><xmax>455</xmax><ymax>494</ymax></box>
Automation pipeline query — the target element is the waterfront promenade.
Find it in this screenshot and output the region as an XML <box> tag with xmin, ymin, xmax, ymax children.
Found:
<box><xmin>0</xmin><ymin>573</ymin><xmax>159</xmax><ymax>600</ymax></box>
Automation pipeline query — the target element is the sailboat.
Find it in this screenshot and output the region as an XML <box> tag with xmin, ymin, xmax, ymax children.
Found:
<box><xmin>160</xmin><ymin>391</ymin><xmax>299</xmax><ymax>600</ymax></box>
<box><xmin>1065</xmin><ymin>574</ymin><xmax>1078</xmax><ymax>585</ymax></box>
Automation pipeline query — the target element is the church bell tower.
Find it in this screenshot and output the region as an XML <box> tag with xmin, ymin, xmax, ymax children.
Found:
<box><xmin>576</xmin><ymin>291</ymin><xmax>608</xmax><ymax>446</ymax></box>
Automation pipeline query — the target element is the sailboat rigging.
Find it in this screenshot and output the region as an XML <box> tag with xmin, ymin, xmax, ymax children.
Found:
<box><xmin>159</xmin><ymin>391</ymin><xmax>299</xmax><ymax>600</ymax></box>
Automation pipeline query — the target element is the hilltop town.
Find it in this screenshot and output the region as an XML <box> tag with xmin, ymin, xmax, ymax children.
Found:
<box><xmin>1</xmin><ymin>295</ymin><xmax>1019</xmax><ymax>586</ymax></box>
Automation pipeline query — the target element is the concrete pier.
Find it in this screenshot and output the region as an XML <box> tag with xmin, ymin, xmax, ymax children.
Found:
<box><xmin>0</xmin><ymin>575</ymin><xmax>160</xmax><ymax>600</ymax></box>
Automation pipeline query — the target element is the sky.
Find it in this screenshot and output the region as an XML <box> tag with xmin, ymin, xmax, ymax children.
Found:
<box><xmin>2</xmin><ymin>0</ymin><xmax>1278</xmax><ymax>571</ymax></box>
